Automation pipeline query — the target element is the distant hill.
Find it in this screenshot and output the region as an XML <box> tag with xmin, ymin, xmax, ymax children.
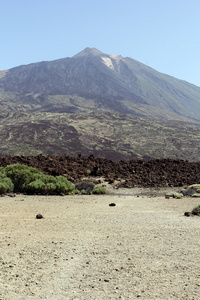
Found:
<box><xmin>0</xmin><ymin>48</ymin><xmax>200</xmax><ymax>160</ymax></box>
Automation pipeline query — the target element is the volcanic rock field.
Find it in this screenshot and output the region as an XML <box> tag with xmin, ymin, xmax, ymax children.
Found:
<box><xmin>1</xmin><ymin>155</ymin><xmax>200</xmax><ymax>188</ymax></box>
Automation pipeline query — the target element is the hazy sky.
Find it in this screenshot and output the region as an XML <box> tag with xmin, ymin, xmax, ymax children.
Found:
<box><xmin>1</xmin><ymin>0</ymin><xmax>200</xmax><ymax>86</ymax></box>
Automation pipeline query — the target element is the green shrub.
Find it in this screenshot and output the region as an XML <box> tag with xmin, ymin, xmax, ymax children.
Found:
<box><xmin>44</xmin><ymin>182</ymin><xmax>57</xmax><ymax>194</ymax></box>
<box><xmin>0</xmin><ymin>177</ymin><xmax>14</xmax><ymax>194</ymax></box>
<box><xmin>55</xmin><ymin>176</ymin><xmax>75</xmax><ymax>194</ymax></box>
<box><xmin>176</xmin><ymin>194</ymin><xmax>183</xmax><ymax>199</ymax></box>
<box><xmin>72</xmin><ymin>189</ymin><xmax>80</xmax><ymax>195</ymax></box>
<box><xmin>4</xmin><ymin>164</ymin><xmax>75</xmax><ymax>195</ymax></box>
<box><xmin>92</xmin><ymin>185</ymin><xmax>107</xmax><ymax>194</ymax></box>
<box><xmin>0</xmin><ymin>183</ymin><xmax>8</xmax><ymax>194</ymax></box>
<box><xmin>26</xmin><ymin>179</ymin><xmax>45</xmax><ymax>194</ymax></box>
<box><xmin>24</xmin><ymin>174</ymin><xmax>75</xmax><ymax>195</ymax></box>
<box><xmin>5</xmin><ymin>164</ymin><xmax>43</xmax><ymax>192</ymax></box>
<box><xmin>80</xmin><ymin>189</ymin><xmax>87</xmax><ymax>195</ymax></box>
<box><xmin>0</xmin><ymin>168</ymin><xmax>14</xmax><ymax>194</ymax></box>
<box><xmin>23</xmin><ymin>174</ymin><xmax>57</xmax><ymax>194</ymax></box>
<box><xmin>0</xmin><ymin>167</ymin><xmax>5</xmax><ymax>175</ymax></box>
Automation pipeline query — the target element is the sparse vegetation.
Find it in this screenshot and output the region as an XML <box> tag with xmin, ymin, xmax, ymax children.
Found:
<box><xmin>0</xmin><ymin>163</ymin><xmax>108</xmax><ymax>196</ymax></box>
<box><xmin>0</xmin><ymin>176</ymin><xmax>14</xmax><ymax>194</ymax></box>
<box><xmin>0</xmin><ymin>168</ymin><xmax>14</xmax><ymax>194</ymax></box>
<box><xmin>192</xmin><ymin>204</ymin><xmax>200</xmax><ymax>215</ymax></box>
<box><xmin>92</xmin><ymin>185</ymin><xmax>107</xmax><ymax>194</ymax></box>
<box><xmin>0</xmin><ymin>164</ymin><xmax>75</xmax><ymax>195</ymax></box>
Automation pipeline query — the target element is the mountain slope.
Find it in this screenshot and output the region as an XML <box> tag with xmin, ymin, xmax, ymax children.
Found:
<box><xmin>0</xmin><ymin>47</ymin><xmax>200</xmax><ymax>120</ymax></box>
<box><xmin>0</xmin><ymin>48</ymin><xmax>200</xmax><ymax>161</ymax></box>
<box><xmin>0</xmin><ymin>111</ymin><xmax>200</xmax><ymax>161</ymax></box>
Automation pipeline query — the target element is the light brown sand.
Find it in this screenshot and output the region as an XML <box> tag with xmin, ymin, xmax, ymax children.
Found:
<box><xmin>0</xmin><ymin>188</ymin><xmax>200</xmax><ymax>299</ymax></box>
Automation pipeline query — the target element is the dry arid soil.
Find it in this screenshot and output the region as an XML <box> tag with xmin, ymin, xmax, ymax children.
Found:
<box><xmin>0</xmin><ymin>187</ymin><xmax>200</xmax><ymax>300</ymax></box>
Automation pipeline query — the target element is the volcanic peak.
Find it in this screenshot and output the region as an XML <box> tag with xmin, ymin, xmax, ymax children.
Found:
<box><xmin>73</xmin><ymin>47</ymin><xmax>104</xmax><ymax>58</ymax></box>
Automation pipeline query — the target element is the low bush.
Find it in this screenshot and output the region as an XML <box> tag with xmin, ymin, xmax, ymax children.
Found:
<box><xmin>5</xmin><ymin>164</ymin><xmax>44</xmax><ymax>192</ymax></box>
<box><xmin>1</xmin><ymin>164</ymin><xmax>75</xmax><ymax>195</ymax></box>
<box><xmin>0</xmin><ymin>177</ymin><xmax>14</xmax><ymax>194</ymax></box>
<box><xmin>92</xmin><ymin>185</ymin><xmax>107</xmax><ymax>194</ymax></box>
<box><xmin>24</xmin><ymin>175</ymin><xmax>75</xmax><ymax>195</ymax></box>
<box><xmin>25</xmin><ymin>179</ymin><xmax>46</xmax><ymax>194</ymax></box>
<box><xmin>192</xmin><ymin>204</ymin><xmax>200</xmax><ymax>215</ymax></box>
<box><xmin>0</xmin><ymin>168</ymin><xmax>14</xmax><ymax>194</ymax></box>
<box><xmin>54</xmin><ymin>176</ymin><xmax>75</xmax><ymax>195</ymax></box>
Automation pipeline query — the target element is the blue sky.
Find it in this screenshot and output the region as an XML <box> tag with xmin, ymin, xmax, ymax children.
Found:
<box><xmin>1</xmin><ymin>0</ymin><xmax>200</xmax><ymax>86</ymax></box>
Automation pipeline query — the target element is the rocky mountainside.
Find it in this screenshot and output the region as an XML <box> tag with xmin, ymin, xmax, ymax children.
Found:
<box><xmin>0</xmin><ymin>48</ymin><xmax>200</xmax><ymax>161</ymax></box>
<box><xmin>1</xmin><ymin>111</ymin><xmax>200</xmax><ymax>161</ymax></box>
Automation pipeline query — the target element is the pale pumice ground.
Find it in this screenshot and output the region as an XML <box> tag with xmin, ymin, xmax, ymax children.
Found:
<box><xmin>0</xmin><ymin>187</ymin><xmax>200</xmax><ymax>300</ymax></box>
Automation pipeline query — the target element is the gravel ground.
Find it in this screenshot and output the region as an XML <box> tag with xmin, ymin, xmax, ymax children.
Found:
<box><xmin>0</xmin><ymin>188</ymin><xmax>200</xmax><ymax>299</ymax></box>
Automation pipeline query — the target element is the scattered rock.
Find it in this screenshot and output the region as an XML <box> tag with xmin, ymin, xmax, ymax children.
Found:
<box><xmin>184</xmin><ymin>212</ymin><xmax>192</xmax><ymax>217</ymax></box>
<box><xmin>36</xmin><ymin>214</ymin><xmax>44</xmax><ymax>219</ymax></box>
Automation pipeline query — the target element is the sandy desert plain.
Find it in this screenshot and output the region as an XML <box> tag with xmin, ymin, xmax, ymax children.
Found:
<box><xmin>0</xmin><ymin>185</ymin><xmax>200</xmax><ymax>300</ymax></box>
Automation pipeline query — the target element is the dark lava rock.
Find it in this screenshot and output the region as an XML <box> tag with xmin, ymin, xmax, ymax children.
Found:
<box><xmin>75</xmin><ymin>181</ymin><xmax>95</xmax><ymax>194</ymax></box>
<box><xmin>184</xmin><ymin>210</ymin><xmax>200</xmax><ymax>217</ymax></box>
<box><xmin>184</xmin><ymin>212</ymin><xmax>192</xmax><ymax>217</ymax></box>
<box><xmin>1</xmin><ymin>155</ymin><xmax>200</xmax><ymax>188</ymax></box>
<box><xmin>36</xmin><ymin>214</ymin><xmax>44</xmax><ymax>219</ymax></box>
<box><xmin>191</xmin><ymin>208</ymin><xmax>200</xmax><ymax>216</ymax></box>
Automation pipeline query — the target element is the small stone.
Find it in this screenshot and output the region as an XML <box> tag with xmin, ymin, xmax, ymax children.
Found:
<box><xmin>184</xmin><ymin>212</ymin><xmax>191</xmax><ymax>217</ymax></box>
<box><xmin>109</xmin><ymin>203</ymin><xmax>116</xmax><ymax>206</ymax></box>
<box><xmin>36</xmin><ymin>214</ymin><xmax>44</xmax><ymax>219</ymax></box>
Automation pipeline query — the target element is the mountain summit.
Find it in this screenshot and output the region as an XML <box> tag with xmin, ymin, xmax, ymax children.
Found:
<box><xmin>73</xmin><ymin>47</ymin><xmax>104</xmax><ymax>57</ymax></box>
